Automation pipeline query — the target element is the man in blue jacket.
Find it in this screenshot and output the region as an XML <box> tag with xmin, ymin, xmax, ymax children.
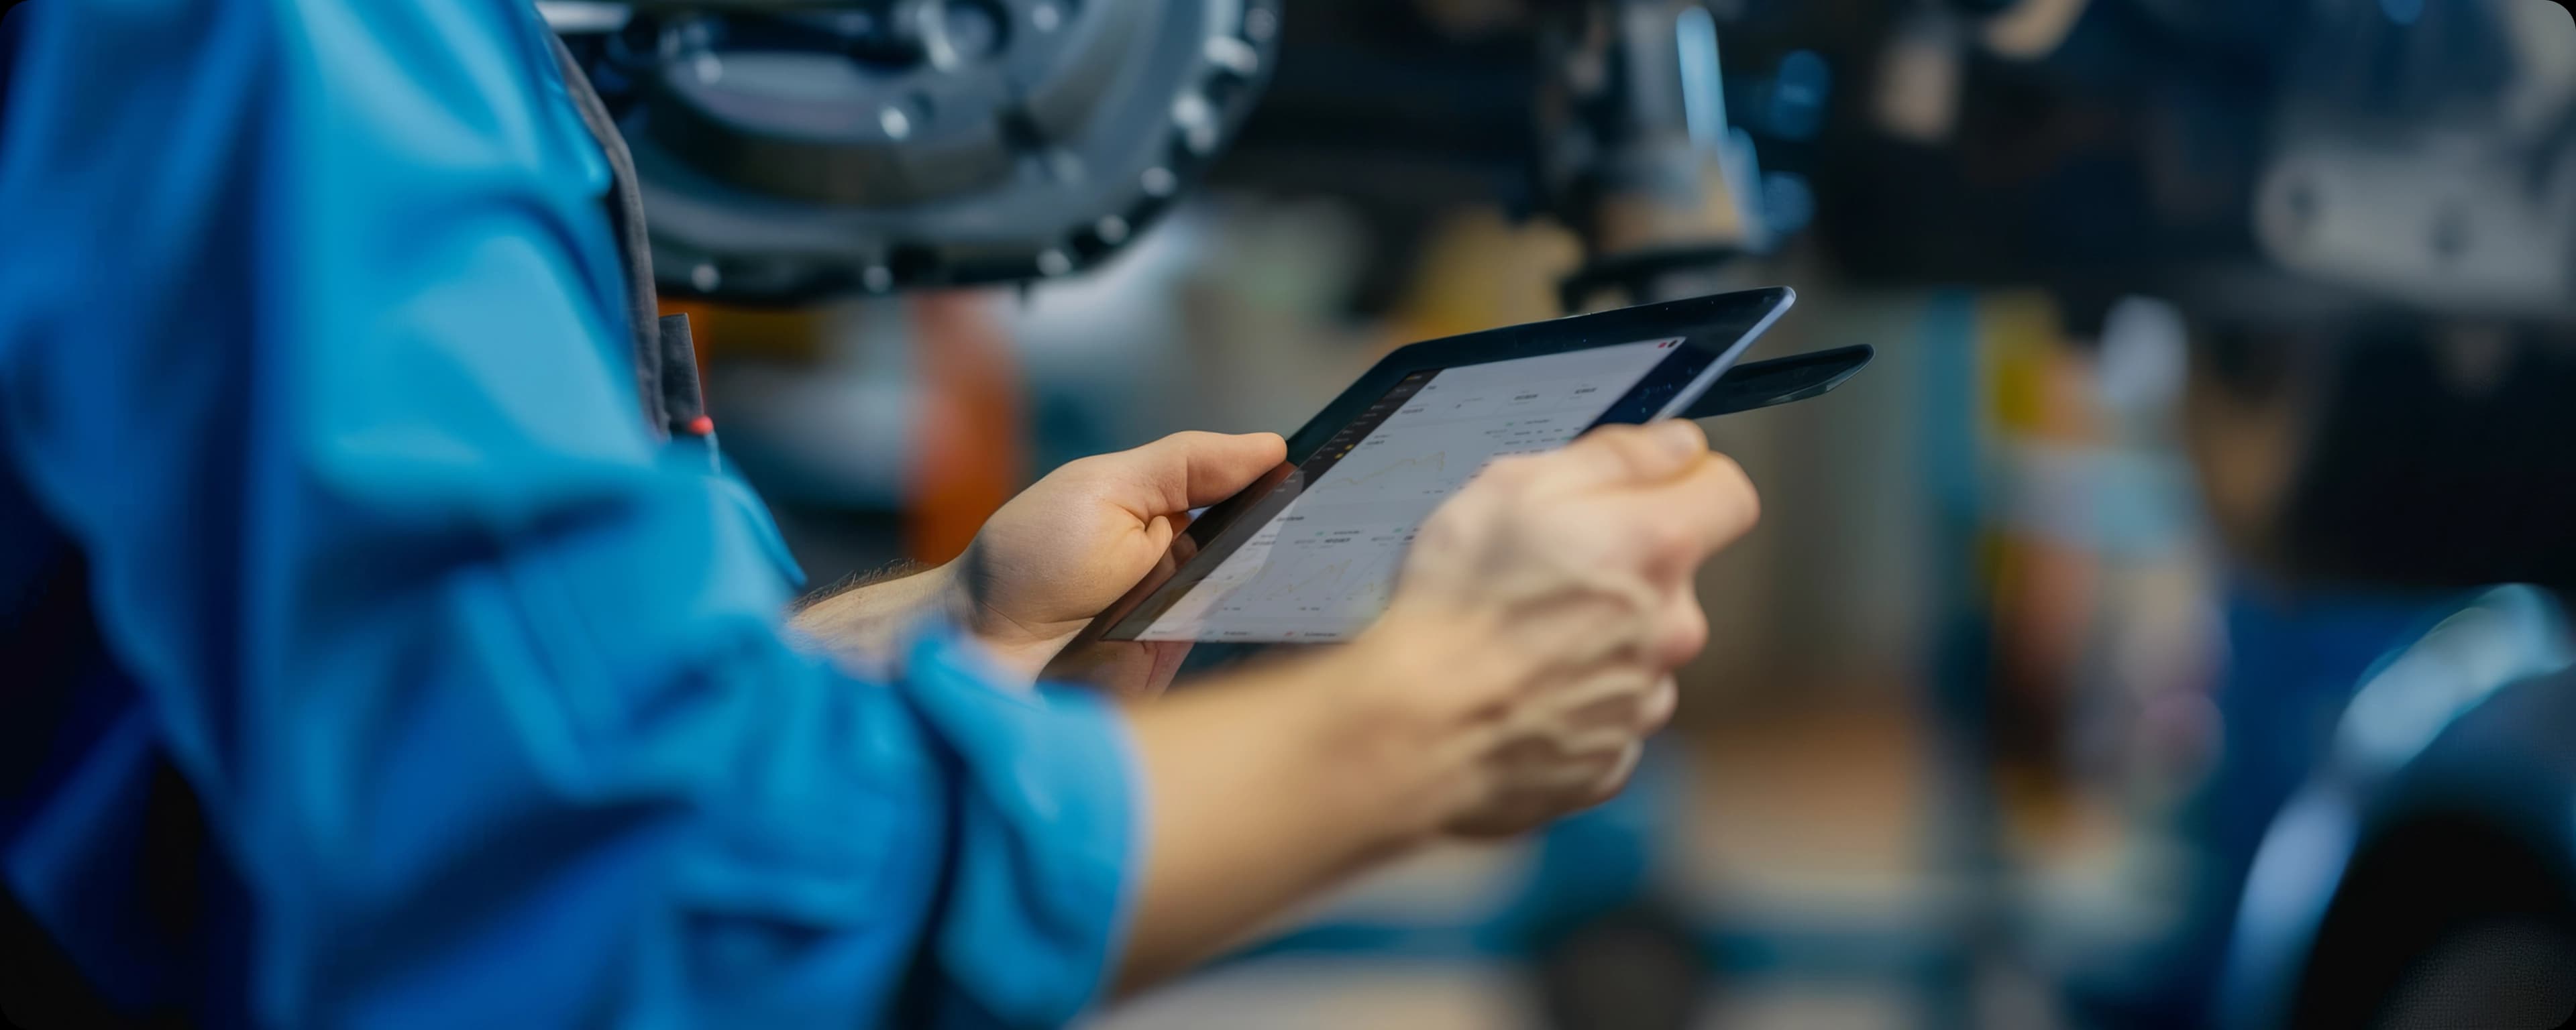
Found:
<box><xmin>0</xmin><ymin>1</ymin><xmax>1759</xmax><ymax>1026</ymax></box>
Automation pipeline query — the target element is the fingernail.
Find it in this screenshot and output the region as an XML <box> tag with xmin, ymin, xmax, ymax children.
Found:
<box><xmin>1656</xmin><ymin>420</ymin><xmax>1705</xmax><ymax>461</ymax></box>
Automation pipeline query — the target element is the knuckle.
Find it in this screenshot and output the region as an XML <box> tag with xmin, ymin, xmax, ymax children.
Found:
<box><xmin>1664</xmin><ymin>602</ymin><xmax>1710</xmax><ymax>665</ymax></box>
<box><xmin>1588</xmin><ymin>425</ymin><xmax>1654</xmax><ymax>461</ymax></box>
<box><xmin>1473</xmin><ymin>455</ymin><xmax>1540</xmax><ymax>493</ymax></box>
<box><xmin>1705</xmin><ymin>452</ymin><xmax>1759</xmax><ymax>518</ymax></box>
<box><xmin>1576</xmin><ymin>423</ymin><xmax>1636</xmax><ymax>445</ymax></box>
<box><xmin>1413</xmin><ymin>511</ymin><xmax>1466</xmax><ymax>552</ymax></box>
<box><xmin>1426</xmin><ymin>487</ymin><xmax>1492</xmax><ymax>527</ymax></box>
<box><xmin>1702</xmin><ymin>449</ymin><xmax>1746</xmax><ymax>479</ymax></box>
<box><xmin>1560</xmin><ymin>429</ymin><xmax>1619</xmax><ymax>463</ymax></box>
<box><xmin>1636</xmin><ymin>516</ymin><xmax>1690</xmax><ymax>561</ymax></box>
<box><xmin>1584</xmin><ymin>744</ymin><xmax>1646</xmax><ymax>803</ymax></box>
<box><xmin>1642</xmin><ymin>679</ymin><xmax>1680</xmax><ymax>733</ymax></box>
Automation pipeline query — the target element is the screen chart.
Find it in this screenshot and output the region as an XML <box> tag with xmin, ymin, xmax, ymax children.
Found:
<box><xmin>1137</xmin><ymin>337</ymin><xmax>1680</xmax><ymax>642</ymax></box>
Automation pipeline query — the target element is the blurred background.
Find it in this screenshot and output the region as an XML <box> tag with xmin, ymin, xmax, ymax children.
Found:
<box><xmin>559</xmin><ymin>0</ymin><xmax>2576</xmax><ymax>1025</ymax></box>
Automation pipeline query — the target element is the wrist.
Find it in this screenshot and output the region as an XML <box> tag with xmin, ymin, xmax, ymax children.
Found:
<box><xmin>936</xmin><ymin>577</ymin><xmax>1075</xmax><ymax>689</ymax></box>
<box><xmin>1309</xmin><ymin>620</ymin><xmax>1513</xmax><ymax>843</ymax></box>
<box><xmin>789</xmin><ymin>562</ymin><xmax>959</xmax><ymax>662</ymax></box>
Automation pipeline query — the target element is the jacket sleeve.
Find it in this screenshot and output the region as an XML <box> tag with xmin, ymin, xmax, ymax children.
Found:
<box><xmin>0</xmin><ymin>1</ymin><xmax>1138</xmax><ymax>1026</ymax></box>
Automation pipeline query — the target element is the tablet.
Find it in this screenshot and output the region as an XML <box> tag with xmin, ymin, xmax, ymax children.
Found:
<box><xmin>1087</xmin><ymin>287</ymin><xmax>1796</xmax><ymax>644</ymax></box>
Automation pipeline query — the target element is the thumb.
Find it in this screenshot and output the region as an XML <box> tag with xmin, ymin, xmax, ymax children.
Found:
<box><xmin>1122</xmin><ymin>431</ymin><xmax>1289</xmax><ymax>513</ymax></box>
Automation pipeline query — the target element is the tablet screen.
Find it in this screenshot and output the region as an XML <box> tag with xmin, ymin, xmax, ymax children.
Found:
<box><xmin>1134</xmin><ymin>337</ymin><xmax>1684</xmax><ymax>642</ymax></box>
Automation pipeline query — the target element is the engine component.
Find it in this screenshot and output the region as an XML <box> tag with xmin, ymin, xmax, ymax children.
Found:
<box><xmin>564</xmin><ymin>0</ymin><xmax>1281</xmax><ymax>302</ymax></box>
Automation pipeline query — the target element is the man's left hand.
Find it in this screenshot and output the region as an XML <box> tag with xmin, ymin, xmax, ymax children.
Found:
<box><xmin>951</xmin><ymin>431</ymin><xmax>1284</xmax><ymax>697</ymax></box>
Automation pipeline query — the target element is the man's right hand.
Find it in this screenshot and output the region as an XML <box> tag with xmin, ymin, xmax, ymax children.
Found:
<box><xmin>1353</xmin><ymin>418</ymin><xmax>1760</xmax><ymax>838</ymax></box>
<box><xmin>1113</xmin><ymin>418</ymin><xmax>1758</xmax><ymax>991</ymax></box>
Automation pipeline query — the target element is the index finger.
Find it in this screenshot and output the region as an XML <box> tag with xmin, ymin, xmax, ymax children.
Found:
<box><xmin>1596</xmin><ymin>451</ymin><xmax>1761</xmax><ymax>571</ymax></box>
<box><xmin>1530</xmin><ymin>420</ymin><xmax>1710</xmax><ymax>494</ymax></box>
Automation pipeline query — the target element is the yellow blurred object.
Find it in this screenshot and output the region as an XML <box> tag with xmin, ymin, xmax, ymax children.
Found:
<box><xmin>1978</xmin><ymin>292</ymin><xmax>2106</xmax><ymax>802</ymax></box>
<box><xmin>1386</xmin><ymin>207</ymin><xmax>1582</xmax><ymax>343</ymax></box>
<box><xmin>1589</xmin><ymin>158</ymin><xmax>1756</xmax><ymax>255</ymax></box>
<box><xmin>1982</xmin><ymin>291</ymin><xmax>2098</xmax><ymax>442</ymax></box>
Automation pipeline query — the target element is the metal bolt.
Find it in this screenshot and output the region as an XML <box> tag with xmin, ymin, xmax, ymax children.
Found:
<box><xmin>879</xmin><ymin>106</ymin><xmax>912</xmax><ymax>140</ymax></box>
<box><xmin>1245</xmin><ymin>7</ymin><xmax>1278</xmax><ymax>42</ymax></box>
<box><xmin>863</xmin><ymin>266</ymin><xmax>894</xmax><ymax>292</ymax></box>
<box><xmin>1173</xmin><ymin>93</ymin><xmax>1218</xmax><ymax>155</ymax></box>
<box><xmin>1095</xmin><ymin>215</ymin><xmax>1130</xmax><ymax>245</ymax></box>
<box><xmin>1206</xmin><ymin>36</ymin><xmax>1260</xmax><ymax>76</ymax></box>
<box><xmin>690</xmin><ymin>264</ymin><xmax>720</xmax><ymax>292</ymax></box>
<box><xmin>692</xmin><ymin>53</ymin><xmax>722</xmax><ymax>84</ymax></box>
<box><xmin>1036</xmin><ymin>249</ymin><xmax>1073</xmax><ymax>277</ymax></box>
<box><xmin>1141</xmin><ymin>166</ymin><xmax>1177</xmax><ymax>197</ymax></box>
<box><xmin>1032</xmin><ymin>2</ymin><xmax>1062</xmax><ymax>33</ymax></box>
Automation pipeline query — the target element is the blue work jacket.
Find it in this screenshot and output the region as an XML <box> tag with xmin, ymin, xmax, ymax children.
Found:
<box><xmin>0</xmin><ymin>1</ymin><xmax>1138</xmax><ymax>1026</ymax></box>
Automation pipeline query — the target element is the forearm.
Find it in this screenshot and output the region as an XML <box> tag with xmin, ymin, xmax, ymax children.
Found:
<box><xmin>1113</xmin><ymin>632</ymin><xmax>1491</xmax><ymax>992</ymax></box>
<box><xmin>788</xmin><ymin>563</ymin><xmax>961</xmax><ymax>666</ymax></box>
<box><xmin>791</xmin><ymin>562</ymin><xmax>1078</xmax><ymax>684</ymax></box>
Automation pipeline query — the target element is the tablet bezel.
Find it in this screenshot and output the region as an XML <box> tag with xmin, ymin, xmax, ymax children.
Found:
<box><xmin>1083</xmin><ymin>286</ymin><xmax>1795</xmax><ymax>644</ymax></box>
